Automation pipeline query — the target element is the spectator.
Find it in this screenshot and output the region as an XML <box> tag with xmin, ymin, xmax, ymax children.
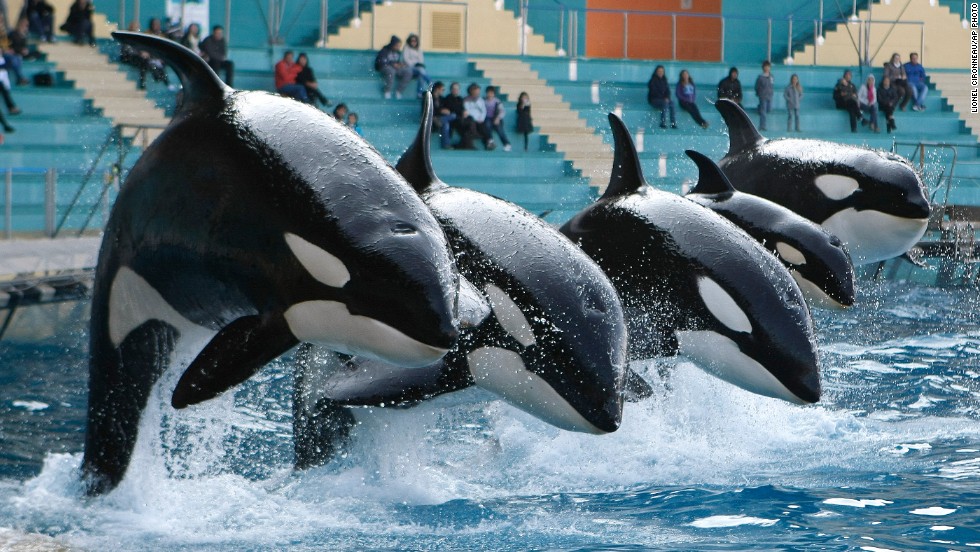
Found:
<box><xmin>833</xmin><ymin>69</ymin><xmax>863</xmax><ymax>132</ymax></box>
<box><xmin>430</xmin><ymin>81</ymin><xmax>456</xmax><ymax>149</ymax></box>
<box><xmin>22</xmin><ymin>0</ymin><xmax>53</xmax><ymax>43</ymax></box>
<box><xmin>883</xmin><ymin>53</ymin><xmax>912</xmax><ymax>111</ymax></box>
<box><xmin>332</xmin><ymin>103</ymin><xmax>348</xmax><ymax>122</ymax></box>
<box><xmin>483</xmin><ymin>85</ymin><xmax>511</xmax><ymax>151</ymax></box>
<box><xmin>375</xmin><ymin>35</ymin><xmax>412</xmax><ymax>99</ymax></box>
<box><xmin>647</xmin><ymin>64</ymin><xmax>675</xmax><ymax>130</ymax></box>
<box><xmin>0</xmin><ymin>12</ymin><xmax>28</xmax><ymax>85</ymax></box>
<box><xmin>347</xmin><ymin>112</ymin><xmax>362</xmax><ymax>135</ymax></box>
<box><xmin>676</xmin><ymin>70</ymin><xmax>709</xmax><ymax>129</ymax></box>
<box><xmin>0</xmin><ymin>55</ymin><xmax>21</xmax><ymax>117</ymax></box>
<box><xmin>61</xmin><ymin>0</ymin><xmax>94</xmax><ymax>46</ymax></box>
<box><xmin>9</xmin><ymin>17</ymin><xmax>38</xmax><ymax>62</ymax></box>
<box><xmin>904</xmin><ymin>52</ymin><xmax>928</xmax><ymax>111</ymax></box>
<box><xmin>717</xmin><ymin>66</ymin><xmax>742</xmax><ymax>105</ymax></box>
<box><xmin>200</xmin><ymin>25</ymin><xmax>233</xmax><ymax>86</ymax></box>
<box><xmin>878</xmin><ymin>75</ymin><xmax>899</xmax><ymax>133</ymax></box>
<box><xmin>295</xmin><ymin>52</ymin><xmax>329</xmax><ymax>107</ymax></box>
<box><xmin>463</xmin><ymin>82</ymin><xmax>494</xmax><ymax>149</ymax></box>
<box><xmin>274</xmin><ymin>50</ymin><xmax>307</xmax><ymax>102</ymax></box>
<box><xmin>784</xmin><ymin>73</ymin><xmax>803</xmax><ymax>132</ymax></box>
<box><xmin>146</xmin><ymin>16</ymin><xmax>165</xmax><ymax>37</ymax></box>
<box><xmin>516</xmin><ymin>91</ymin><xmax>533</xmax><ymax>152</ymax></box>
<box><xmin>401</xmin><ymin>33</ymin><xmax>431</xmax><ymax>99</ymax></box>
<box><xmin>445</xmin><ymin>81</ymin><xmax>475</xmax><ymax>149</ymax></box>
<box><xmin>754</xmin><ymin>60</ymin><xmax>774</xmax><ymax>131</ymax></box>
<box><xmin>180</xmin><ymin>22</ymin><xmax>202</xmax><ymax>53</ymax></box>
<box><xmin>857</xmin><ymin>74</ymin><xmax>879</xmax><ymax>133</ymax></box>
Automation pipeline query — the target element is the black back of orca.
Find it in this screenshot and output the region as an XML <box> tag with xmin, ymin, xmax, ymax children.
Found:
<box><xmin>291</xmin><ymin>94</ymin><xmax>629</xmax><ymax>467</ymax></box>
<box><xmin>714</xmin><ymin>99</ymin><xmax>929</xmax><ymax>265</ymax></box>
<box><xmin>561</xmin><ymin>114</ymin><xmax>821</xmax><ymax>405</ymax></box>
<box><xmin>684</xmin><ymin>150</ymin><xmax>856</xmax><ymax>309</ymax></box>
<box><xmin>82</xmin><ymin>33</ymin><xmax>461</xmax><ymax>495</ymax></box>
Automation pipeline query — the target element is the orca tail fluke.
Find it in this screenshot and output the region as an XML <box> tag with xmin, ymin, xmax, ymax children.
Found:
<box><xmin>715</xmin><ymin>99</ymin><xmax>765</xmax><ymax>157</ymax></box>
<box><xmin>603</xmin><ymin>113</ymin><xmax>646</xmax><ymax>200</ymax></box>
<box><xmin>686</xmin><ymin>149</ymin><xmax>737</xmax><ymax>195</ymax></box>
<box><xmin>112</xmin><ymin>31</ymin><xmax>230</xmax><ymax>110</ymax></box>
<box><xmin>395</xmin><ymin>91</ymin><xmax>440</xmax><ymax>194</ymax></box>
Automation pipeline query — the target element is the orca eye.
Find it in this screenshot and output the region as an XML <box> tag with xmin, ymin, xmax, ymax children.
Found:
<box><xmin>391</xmin><ymin>222</ymin><xmax>418</xmax><ymax>235</ymax></box>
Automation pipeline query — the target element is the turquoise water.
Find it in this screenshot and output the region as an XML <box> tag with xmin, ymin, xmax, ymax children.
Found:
<box><xmin>1</xmin><ymin>281</ymin><xmax>979</xmax><ymax>550</ymax></box>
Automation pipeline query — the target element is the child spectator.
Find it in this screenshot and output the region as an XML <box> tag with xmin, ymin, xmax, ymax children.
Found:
<box><xmin>883</xmin><ymin>53</ymin><xmax>912</xmax><ymax>111</ymax></box>
<box><xmin>833</xmin><ymin>69</ymin><xmax>863</xmax><ymax>132</ymax></box>
<box><xmin>717</xmin><ymin>67</ymin><xmax>742</xmax><ymax>105</ymax></box>
<box><xmin>784</xmin><ymin>74</ymin><xmax>803</xmax><ymax>132</ymax></box>
<box><xmin>903</xmin><ymin>52</ymin><xmax>928</xmax><ymax>111</ymax></box>
<box><xmin>332</xmin><ymin>103</ymin><xmax>348</xmax><ymax>122</ymax></box>
<box><xmin>375</xmin><ymin>35</ymin><xmax>412</xmax><ymax>99</ymax></box>
<box><xmin>483</xmin><ymin>85</ymin><xmax>511</xmax><ymax>151</ymax></box>
<box><xmin>857</xmin><ymin>74</ymin><xmax>879</xmax><ymax>133</ymax></box>
<box><xmin>274</xmin><ymin>50</ymin><xmax>307</xmax><ymax>102</ymax></box>
<box><xmin>200</xmin><ymin>25</ymin><xmax>233</xmax><ymax>86</ymax></box>
<box><xmin>347</xmin><ymin>112</ymin><xmax>362</xmax><ymax>136</ymax></box>
<box><xmin>676</xmin><ymin>70</ymin><xmax>709</xmax><ymax>129</ymax></box>
<box><xmin>754</xmin><ymin>60</ymin><xmax>774</xmax><ymax>131</ymax></box>
<box><xmin>401</xmin><ymin>34</ymin><xmax>431</xmax><ymax>99</ymax></box>
<box><xmin>516</xmin><ymin>91</ymin><xmax>533</xmax><ymax>151</ymax></box>
<box><xmin>647</xmin><ymin>64</ymin><xmax>675</xmax><ymax>129</ymax></box>
<box><xmin>877</xmin><ymin>75</ymin><xmax>899</xmax><ymax>133</ymax></box>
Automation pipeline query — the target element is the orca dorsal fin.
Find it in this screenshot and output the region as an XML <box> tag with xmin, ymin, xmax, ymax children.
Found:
<box><xmin>686</xmin><ymin>150</ymin><xmax>736</xmax><ymax>195</ymax></box>
<box><xmin>112</xmin><ymin>31</ymin><xmax>229</xmax><ymax>111</ymax></box>
<box><xmin>715</xmin><ymin>98</ymin><xmax>765</xmax><ymax>157</ymax></box>
<box><xmin>602</xmin><ymin>113</ymin><xmax>647</xmax><ymax>200</ymax></box>
<box><xmin>395</xmin><ymin>91</ymin><xmax>441</xmax><ymax>194</ymax></box>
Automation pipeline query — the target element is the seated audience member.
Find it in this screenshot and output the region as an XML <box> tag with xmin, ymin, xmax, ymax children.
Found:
<box><xmin>401</xmin><ymin>34</ymin><xmax>431</xmax><ymax>99</ymax></box>
<box><xmin>0</xmin><ymin>13</ymin><xmax>28</xmax><ymax>85</ymax></box>
<box><xmin>23</xmin><ymin>0</ymin><xmax>54</xmax><ymax>42</ymax></box>
<box><xmin>857</xmin><ymin>74</ymin><xmax>879</xmax><ymax>133</ymax></box>
<box><xmin>903</xmin><ymin>52</ymin><xmax>928</xmax><ymax>111</ymax></box>
<box><xmin>883</xmin><ymin>53</ymin><xmax>912</xmax><ymax>111</ymax></box>
<box><xmin>430</xmin><ymin>81</ymin><xmax>457</xmax><ymax>149</ymax></box>
<box><xmin>0</xmin><ymin>56</ymin><xmax>21</xmax><ymax>116</ymax></box>
<box><xmin>483</xmin><ymin>85</ymin><xmax>511</xmax><ymax>151</ymax></box>
<box><xmin>877</xmin><ymin>75</ymin><xmax>899</xmax><ymax>133</ymax></box>
<box><xmin>332</xmin><ymin>103</ymin><xmax>348</xmax><ymax>122</ymax></box>
<box><xmin>200</xmin><ymin>25</ymin><xmax>234</xmax><ymax>86</ymax></box>
<box><xmin>180</xmin><ymin>22</ymin><xmax>202</xmax><ymax>53</ymax></box>
<box><xmin>717</xmin><ymin>66</ymin><xmax>742</xmax><ymax>105</ymax></box>
<box><xmin>347</xmin><ymin>112</ymin><xmax>362</xmax><ymax>135</ymax></box>
<box><xmin>833</xmin><ymin>69</ymin><xmax>863</xmax><ymax>132</ymax></box>
<box><xmin>295</xmin><ymin>52</ymin><xmax>330</xmax><ymax>107</ymax></box>
<box><xmin>374</xmin><ymin>35</ymin><xmax>412</xmax><ymax>99</ymax></box>
<box><xmin>676</xmin><ymin>69</ymin><xmax>709</xmax><ymax>129</ymax></box>
<box><xmin>462</xmin><ymin>82</ymin><xmax>494</xmax><ymax>150</ymax></box>
<box><xmin>647</xmin><ymin>64</ymin><xmax>675</xmax><ymax>129</ymax></box>
<box><xmin>274</xmin><ymin>50</ymin><xmax>307</xmax><ymax>102</ymax></box>
<box><xmin>61</xmin><ymin>0</ymin><xmax>94</xmax><ymax>46</ymax></box>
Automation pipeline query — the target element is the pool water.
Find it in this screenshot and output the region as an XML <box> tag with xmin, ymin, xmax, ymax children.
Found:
<box><xmin>1</xmin><ymin>281</ymin><xmax>978</xmax><ymax>550</ymax></box>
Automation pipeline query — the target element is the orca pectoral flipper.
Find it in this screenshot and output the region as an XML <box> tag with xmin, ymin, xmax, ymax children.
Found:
<box><xmin>622</xmin><ymin>367</ymin><xmax>655</xmax><ymax>402</ymax></box>
<box><xmin>171</xmin><ymin>314</ymin><xmax>299</xmax><ymax>408</ymax></box>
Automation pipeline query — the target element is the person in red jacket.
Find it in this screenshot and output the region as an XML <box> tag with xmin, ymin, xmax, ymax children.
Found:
<box><xmin>274</xmin><ymin>50</ymin><xmax>307</xmax><ymax>102</ymax></box>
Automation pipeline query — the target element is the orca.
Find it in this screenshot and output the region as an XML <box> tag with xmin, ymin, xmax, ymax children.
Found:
<box><xmin>82</xmin><ymin>33</ymin><xmax>462</xmax><ymax>495</ymax></box>
<box><xmin>560</xmin><ymin>114</ymin><xmax>821</xmax><ymax>405</ymax></box>
<box><xmin>292</xmin><ymin>94</ymin><xmax>630</xmax><ymax>468</ymax></box>
<box><xmin>684</xmin><ymin>150</ymin><xmax>856</xmax><ymax>310</ymax></box>
<box><xmin>715</xmin><ymin>98</ymin><xmax>930</xmax><ymax>265</ymax></box>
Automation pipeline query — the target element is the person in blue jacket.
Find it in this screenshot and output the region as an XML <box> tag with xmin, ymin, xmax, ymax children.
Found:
<box><xmin>676</xmin><ymin>69</ymin><xmax>709</xmax><ymax>129</ymax></box>
<box><xmin>903</xmin><ymin>52</ymin><xmax>928</xmax><ymax>111</ymax></box>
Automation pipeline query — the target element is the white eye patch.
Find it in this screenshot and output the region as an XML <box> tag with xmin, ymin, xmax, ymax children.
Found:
<box><xmin>776</xmin><ymin>242</ymin><xmax>807</xmax><ymax>266</ymax></box>
<box><xmin>697</xmin><ymin>276</ymin><xmax>752</xmax><ymax>334</ymax></box>
<box><xmin>814</xmin><ymin>174</ymin><xmax>860</xmax><ymax>200</ymax></box>
<box><xmin>284</xmin><ymin>232</ymin><xmax>350</xmax><ymax>288</ymax></box>
<box><xmin>485</xmin><ymin>284</ymin><xmax>535</xmax><ymax>347</ymax></box>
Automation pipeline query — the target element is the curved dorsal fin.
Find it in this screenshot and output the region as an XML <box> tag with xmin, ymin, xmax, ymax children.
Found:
<box><xmin>602</xmin><ymin>113</ymin><xmax>646</xmax><ymax>200</ymax></box>
<box><xmin>395</xmin><ymin>91</ymin><xmax>441</xmax><ymax>194</ymax></box>
<box><xmin>686</xmin><ymin>150</ymin><xmax>736</xmax><ymax>195</ymax></box>
<box><xmin>715</xmin><ymin>98</ymin><xmax>765</xmax><ymax>157</ymax></box>
<box><xmin>112</xmin><ymin>31</ymin><xmax>229</xmax><ymax>110</ymax></box>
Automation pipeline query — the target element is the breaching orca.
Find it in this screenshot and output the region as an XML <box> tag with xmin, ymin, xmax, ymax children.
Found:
<box><xmin>82</xmin><ymin>33</ymin><xmax>461</xmax><ymax>494</ymax></box>
<box><xmin>560</xmin><ymin>114</ymin><xmax>821</xmax><ymax>405</ymax></box>
<box><xmin>715</xmin><ymin>99</ymin><xmax>929</xmax><ymax>265</ymax></box>
<box><xmin>292</xmin><ymin>94</ymin><xmax>629</xmax><ymax>468</ymax></box>
<box><xmin>684</xmin><ymin>150</ymin><xmax>856</xmax><ymax>309</ymax></box>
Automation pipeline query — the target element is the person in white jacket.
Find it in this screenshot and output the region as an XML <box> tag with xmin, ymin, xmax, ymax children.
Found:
<box><xmin>401</xmin><ymin>34</ymin><xmax>431</xmax><ymax>98</ymax></box>
<box><xmin>857</xmin><ymin>74</ymin><xmax>879</xmax><ymax>133</ymax></box>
